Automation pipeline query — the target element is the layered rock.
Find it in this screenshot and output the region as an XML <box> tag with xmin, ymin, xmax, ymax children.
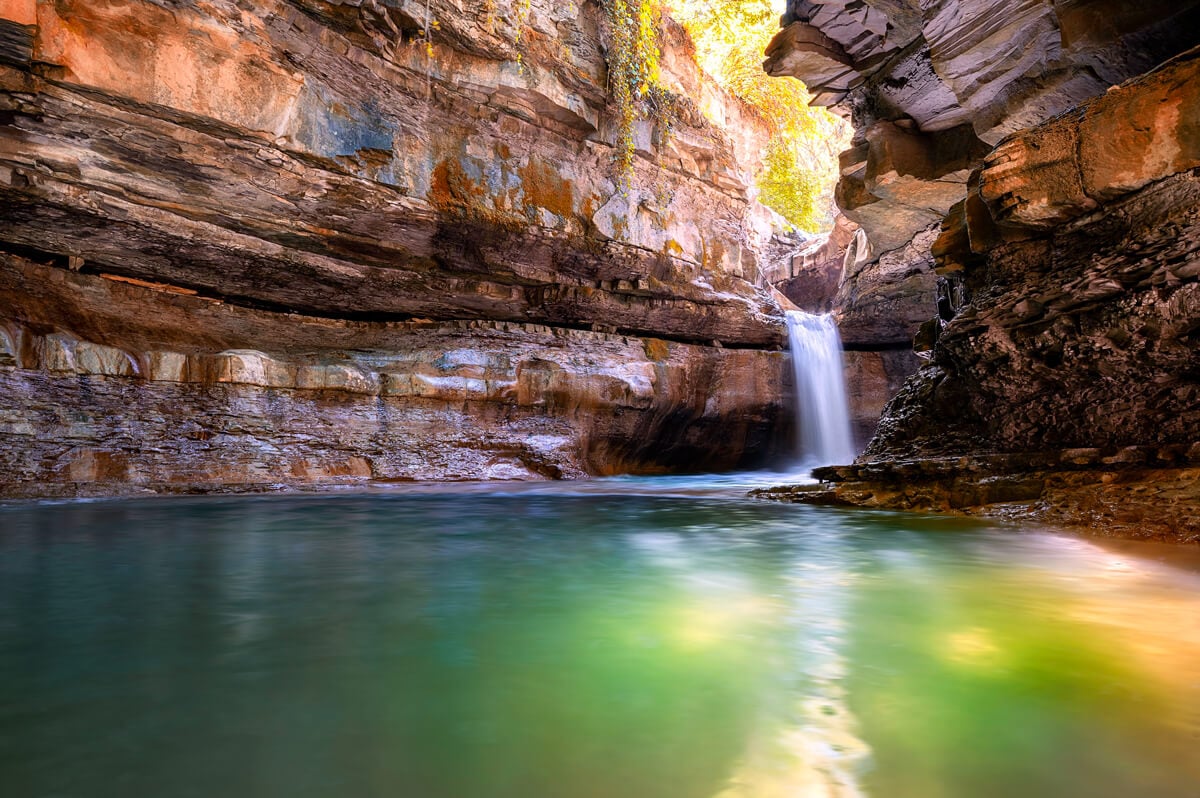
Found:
<box><xmin>0</xmin><ymin>1</ymin><xmax>788</xmax><ymax>345</ymax></box>
<box><xmin>769</xmin><ymin>214</ymin><xmax>855</xmax><ymax>313</ymax></box>
<box><xmin>767</xmin><ymin>0</ymin><xmax>1200</xmax><ymax>363</ymax></box>
<box><xmin>874</xmin><ymin>51</ymin><xmax>1200</xmax><ymax>460</ymax></box>
<box><xmin>0</xmin><ymin>0</ymin><xmax>799</xmax><ymax>494</ymax></box>
<box><xmin>759</xmin><ymin>2</ymin><xmax>1200</xmax><ymax>538</ymax></box>
<box><xmin>0</xmin><ymin>253</ymin><xmax>790</xmax><ymax>495</ymax></box>
<box><xmin>755</xmin><ymin>449</ymin><xmax>1200</xmax><ymax>543</ymax></box>
<box><xmin>771</xmin><ymin>0</ymin><xmax>1200</xmax><ymax>137</ymax></box>
<box><xmin>769</xmin><ymin>48</ymin><xmax>1200</xmax><ymax>540</ymax></box>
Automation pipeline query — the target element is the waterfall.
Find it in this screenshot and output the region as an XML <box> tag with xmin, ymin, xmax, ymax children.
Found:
<box><xmin>786</xmin><ymin>310</ymin><xmax>856</xmax><ymax>468</ymax></box>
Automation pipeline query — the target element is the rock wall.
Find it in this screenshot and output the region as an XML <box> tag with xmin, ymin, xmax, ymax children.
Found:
<box><xmin>765</xmin><ymin>38</ymin><xmax>1200</xmax><ymax>539</ymax></box>
<box><xmin>0</xmin><ymin>0</ymin><xmax>798</xmax><ymax>495</ymax></box>
<box><xmin>0</xmin><ymin>255</ymin><xmax>788</xmax><ymax>495</ymax></box>
<box><xmin>766</xmin><ymin>0</ymin><xmax>1200</xmax><ymax>377</ymax></box>
<box><xmin>767</xmin><ymin>0</ymin><xmax>1200</xmax><ymax>272</ymax></box>
<box><xmin>874</xmin><ymin>49</ymin><xmax>1200</xmax><ymax>460</ymax></box>
<box><xmin>763</xmin><ymin>3</ymin><xmax>1200</xmax><ymax>538</ymax></box>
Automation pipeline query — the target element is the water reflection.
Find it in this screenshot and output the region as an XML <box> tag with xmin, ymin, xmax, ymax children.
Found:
<box><xmin>0</xmin><ymin>492</ymin><xmax>1197</xmax><ymax>798</ymax></box>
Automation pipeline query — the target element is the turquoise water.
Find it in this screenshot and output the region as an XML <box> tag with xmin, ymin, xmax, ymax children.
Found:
<box><xmin>1</xmin><ymin>482</ymin><xmax>1198</xmax><ymax>797</ymax></box>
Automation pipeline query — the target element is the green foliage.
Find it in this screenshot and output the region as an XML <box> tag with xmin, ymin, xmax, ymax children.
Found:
<box><xmin>512</xmin><ymin>0</ymin><xmax>532</xmax><ymax>72</ymax></box>
<box><xmin>668</xmin><ymin>0</ymin><xmax>845</xmax><ymax>231</ymax></box>
<box><xmin>604</xmin><ymin>0</ymin><xmax>672</xmax><ymax>189</ymax></box>
<box><xmin>757</xmin><ymin>138</ymin><xmax>823</xmax><ymax>231</ymax></box>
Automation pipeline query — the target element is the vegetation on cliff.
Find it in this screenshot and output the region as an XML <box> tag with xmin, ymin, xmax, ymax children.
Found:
<box><xmin>598</xmin><ymin>0</ymin><xmax>843</xmax><ymax>226</ymax></box>
<box><xmin>604</xmin><ymin>0</ymin><xmax>668</xmax><ymax>185</ymax></box>
<box><xmin>667</xmin><ymin>0</ymin><xmax>845</xmax><ymax>230</ymax></box>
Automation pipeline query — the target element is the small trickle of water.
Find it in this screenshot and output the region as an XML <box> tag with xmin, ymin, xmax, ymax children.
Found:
<box><xmin>786</xmin><ymin>310</ymin><xmax>856</xmax><ymax>468</ymax></box>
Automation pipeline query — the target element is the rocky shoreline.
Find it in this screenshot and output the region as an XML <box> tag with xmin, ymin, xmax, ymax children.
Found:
<box><xmin>754</xmin><ymin>446</ymin><xmax>1200</xmax><ymax>544</ymax></box>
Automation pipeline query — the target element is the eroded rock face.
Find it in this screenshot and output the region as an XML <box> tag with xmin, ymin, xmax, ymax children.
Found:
<box><xmin>872</xmin><ymin>52</ymin><xmax>1200</xmax><ymax>461</ymax></box>
<box><xmin>773</xmin><ymin>0</ymin><xmax>1200</xmax><ymax>139</ymax></box>
<box><xmin>764</xmin><ymin>4</ymin><xmax>1200</xmax><ymax>536</ymax></box>
<box><xmin>770</xmin><ymin>214</ymin><xmax>856</xmax><ymax>312</ymax></box>
<box><xmin>768</xmin><ymin>0</ymin><xmax>1200</xmax><ymax>351</ymax></box>
<box><xmin>0</xmin><ymin>0</ymin><xmax>799</xmax><ymax>494</ymax></box>
<box><xmin>0</xmin><ymin>255</ymin><xmax>790</xmax><ymax>494</ymax></box>
<box><xmin>786</xmin><ymin>50</ymin><xmax>1200</xmax><ymax>540</ymax></box>
<box><xmin>0</xmin><ymin>1</ymin><xmax>790</xmax><ymax>347</ymax></box>
<box><xmin>842</xmin><ymin>348</ymin><xmax>920</xmax><ymax>449</ymax></box>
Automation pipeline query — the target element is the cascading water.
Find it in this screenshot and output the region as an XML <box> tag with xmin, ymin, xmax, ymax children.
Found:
<box><xmin>786</xmin><ymin>310</ymin><xmax>856</xmax><ymax>468</ymax></box>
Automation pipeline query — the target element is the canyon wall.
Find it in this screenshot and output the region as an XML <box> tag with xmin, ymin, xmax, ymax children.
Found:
<box><xmin>766</xmin><ymin>1</ymin><xmax>1200</xmax><ymax>375</ymax></box>
<box><xmin>874</xmin><ymin>50</ymin><xmax>1200</xmax><ymax>459</ymax></box>
<box><xmin>764</xmin><ymin>2</ymin><xmax>1200</xmax><ymax>539</ymax></box>
<box><xmin>0</xmin><ymin>0</ymin><xmax>798</xmax><ymax>495</ymax></box>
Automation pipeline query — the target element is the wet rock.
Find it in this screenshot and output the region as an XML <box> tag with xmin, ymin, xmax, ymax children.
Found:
<box><xmin>757</xmin><ymin>448</ymin><xmax>1200</xmax><ymax>543</ymax></box>
<box><xmin>842</xmin><ymin>348</ymin><xmax>922</xmax><ymax>449</ymax></box>
<box><xmin>766</xmin><ymin>7</ymin><xmax>1200</xmax><ymax>542</ymax></box>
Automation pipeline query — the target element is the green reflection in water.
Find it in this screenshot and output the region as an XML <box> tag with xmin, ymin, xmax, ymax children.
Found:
<box><xmin>0</xmin><ymin>493</ymin><xmax>1196</xmax><ymax>798</ymax></box>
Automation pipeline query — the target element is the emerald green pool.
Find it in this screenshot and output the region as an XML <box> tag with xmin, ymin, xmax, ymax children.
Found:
<box><xmin>2</xmin><ymin>482</ymin><xmax>1198</xmax><ymax>797</ymax></box>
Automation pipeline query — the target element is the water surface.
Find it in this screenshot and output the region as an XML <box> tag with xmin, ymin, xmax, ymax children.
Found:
<box><xmin>1</xmin><ymin>484</ymin><xmax>1197</xmax><ymax>797</ymax></box>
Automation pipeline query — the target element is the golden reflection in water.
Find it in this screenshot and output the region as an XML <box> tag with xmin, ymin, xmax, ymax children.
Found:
<box><xmin>943</xmin><ymin>627</ymin><xmax>1005</xmax><ymax>670</ymax></box>
<box><xmin>672</xmin><ymin>596</ymin><xmax>781</xmax><ymax>651</ymax></box>
<box><xmin>1054</xmin><ymin>547</ymin><xmax>1200</xmax><ymax>734</ymax></box>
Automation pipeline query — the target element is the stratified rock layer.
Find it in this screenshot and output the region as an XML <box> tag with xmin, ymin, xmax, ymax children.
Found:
<box><xmin>755</xmin><ymin>449</ymin><xmax>1200</xmax><ymax>543</ymax></box>
<box><xmin>873</xmin><ymin>52</ymin><xmax>1200</xmax><ymax>460</ymax></box>
<box><xmin>767</xmin><ymin>0</ymin><xmax>1200</xmax><ymax>375</ymax></box>
<box><xmin>0</xmin><ymin>0</ymin><xmax>797</xmax><ymax>494</ymax></box>
<box><xmin>0</xmin><ymin>255</ymin><xmax>789</xmax><ymax>494</ymax></box>
<box><xmin>0</xmin><ymin>1</ymin><xmax>785</xmax><ymax>346</ymax></box>
<box><xmin>762</xmin><ymin>3</ymin><xmax>1200</xmax><ymax>540</ymax></box>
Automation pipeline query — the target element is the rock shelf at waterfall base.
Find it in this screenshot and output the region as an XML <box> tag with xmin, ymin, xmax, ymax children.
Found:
<box><xmin>752</xmin><ymin>446</ymin><xmax>1200</xmax><ymax>544</ymax></box>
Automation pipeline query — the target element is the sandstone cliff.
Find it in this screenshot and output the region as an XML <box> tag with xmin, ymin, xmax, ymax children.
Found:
<box><xmin>0</xmin><ymin>0</ymin><xmax>800</xmax><ymax>494</ymax></box>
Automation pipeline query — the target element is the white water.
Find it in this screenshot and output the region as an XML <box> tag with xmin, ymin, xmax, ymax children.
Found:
<box><xmin>786</xmin><ymin>310</ymin><xmax>856</xmax><ymax>468</ymax></box>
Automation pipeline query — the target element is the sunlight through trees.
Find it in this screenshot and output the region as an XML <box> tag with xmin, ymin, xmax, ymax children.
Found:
<box><xmin>667</xmin><ymin>0</ymin><xmax>847</xmax><ymax>231</ymax></box>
